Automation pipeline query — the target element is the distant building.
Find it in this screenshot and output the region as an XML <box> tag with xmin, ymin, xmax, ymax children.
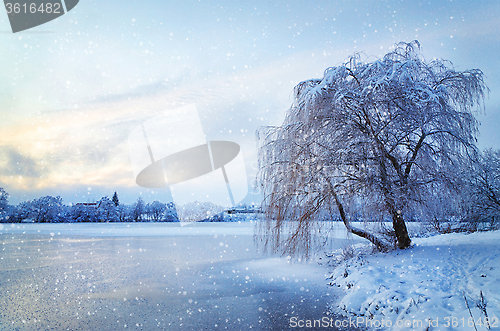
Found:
<box><xmin>75</xmin><ymin>202</ymin><xmax>101</xmax><ymax>208</ymax></box>
<box><xmin>226</xmin><ymin>206</ymin><xmax>263</xmax><ymax>214</ymax></box>
<box><xmin>200</xmin><ymin>206</ymin><xmax>262</xmax><ymax>222</ymax></box>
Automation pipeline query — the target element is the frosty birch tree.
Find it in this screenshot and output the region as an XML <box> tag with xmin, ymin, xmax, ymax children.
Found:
<box><xmin>257</xmin><ymin>41</ymin><xmax>487</xmax><ymax>255</ymax></box>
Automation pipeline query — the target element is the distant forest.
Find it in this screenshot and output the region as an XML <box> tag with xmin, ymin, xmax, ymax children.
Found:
<box><xmin>0</xmin><ymin>188</ymin><xmax>259</xmax><ymax>223</ymax></box>
<box><xmin>0</xmin><ymin>190</ymin><xmax>180</xmax><ymax>223</ymax></box>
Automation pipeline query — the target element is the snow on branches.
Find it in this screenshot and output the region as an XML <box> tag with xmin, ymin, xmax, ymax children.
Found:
<box><xmin>257</xmin><ymin>41</ymin><xmax>488</xmax><ymax>257</ymax></box>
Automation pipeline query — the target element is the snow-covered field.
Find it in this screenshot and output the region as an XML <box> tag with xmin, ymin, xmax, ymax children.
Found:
<box><xmin>328</xmin><ymin>230</ymin><xmax>500</xmax><ymax>331</ymax></box>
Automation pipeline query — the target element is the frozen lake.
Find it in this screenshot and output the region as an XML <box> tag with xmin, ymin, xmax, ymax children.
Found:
<box><xmin>0</xmin><ymin>222</ymin><xmax>360</xmax><ymax>330</ymax></box>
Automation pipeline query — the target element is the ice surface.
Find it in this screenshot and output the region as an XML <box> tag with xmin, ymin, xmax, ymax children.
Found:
<box><xmin>1</xmin><ymin>222</ymin><xmax>257</xmax><ymax>237</ymax></box>
<box><xmin>0</xmin><ymin>222</ymin><xmax>357</xmax><ymax>330</ymax></box>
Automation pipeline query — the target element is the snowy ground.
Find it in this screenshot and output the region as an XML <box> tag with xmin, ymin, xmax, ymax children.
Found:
<box><xmin>328</xmin><ymin>229</ymin><xmax>500</xmax><ymax>331</ymax></box>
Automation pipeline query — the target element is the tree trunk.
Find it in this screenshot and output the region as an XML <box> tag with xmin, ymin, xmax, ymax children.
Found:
<box><xmin>383</xmin><ymin>192</ymin><xmax>411</xmax><ymax>249</ymax></box>
<box><xmin>391</xmin><ymin>210</ymin><xmax>411</xmax><ymax>249</ymax></box>
<box><xmin>377</xmin><ymin>157</ymin><xmax>412</xmax><ymax>249</ymax></box>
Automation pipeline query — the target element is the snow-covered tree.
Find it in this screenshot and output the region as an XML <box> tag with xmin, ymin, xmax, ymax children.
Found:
<box><xmin>132</xmin><ymin>197</ymin><xmax>145</xmax><ymax>222</ymax></box>
<box><xmin>146</xmin><ymin>201</ymin><xmax>166</xmax><ymax>222</ymax></box>
<box><xmin>70</xmin><ymin>203</ymin><xmax>98</xmax><ymax>222</ymax></box>
<box><xmin>0</xmin><ymin>188</ymin><xmax>9</xmax><ymax>222</ymax></box>
<box><xmin>112</xmin><ymin>191</ymin><xmax>119</xmax><ymax>207</ymax></box>
<box><xmin>21</xmin><ymin>196</ymin><xmax>64</xmax><ymax>223</ymax></box>
<box><xmin>117</xmin><ymin>204</ymin><xmax>133</xmax><ymax>222</ymax></box>
<box><xmin>0</xmin><ymin>188</ymin><xmax>8</xmax><ymax>209</ymax></box>
<box><xmin>97</xmin><ymin>197</ymin><xmax>119</xmax><ymax>222</ymax></box>
<box><xmin>257</xmin><ymin>41</ymin><xmax>487</xmax><ymax>255</ymax></box>
<box><xmin>164</xmin><ymin>202</ymin><xmax>179</xmax><ymax>222</ymax></box>
<box><xmin>463</xmin><ymin>149</ymin><xmax>500</xmax><ymax>228</ymax></box>
<box><xmin>12</xmin><ymin>201</ymin><xmax>30</xmax><ymax>222</ymax></box>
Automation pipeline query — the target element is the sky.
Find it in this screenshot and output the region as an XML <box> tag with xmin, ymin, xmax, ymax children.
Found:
<box><xmin>1</xmin><ymin>0</ymin><xmax>499</xmax><ymax>206</ymax></box>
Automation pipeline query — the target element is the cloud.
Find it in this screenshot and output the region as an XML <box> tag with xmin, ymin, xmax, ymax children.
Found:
<box><xmin>2</xmin><ymin>10</ymin><xmax>500</xmax><ymax>206</ymax></box>
<box><xmin>0</xmin><ymin>146</ymin><xmax>42</xmax><ymax>177</ymax></box>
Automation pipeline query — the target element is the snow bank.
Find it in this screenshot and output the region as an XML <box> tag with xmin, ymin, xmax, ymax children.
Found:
<box><xmin>328</xmin><ymin>230</ymin><xmax>500</xmax><ymax>330</ymax></box>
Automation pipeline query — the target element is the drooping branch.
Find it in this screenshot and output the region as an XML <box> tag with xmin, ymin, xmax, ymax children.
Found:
<box><xmin>327</xmin><ymin>179</ymin><xmax>389</xmax><ymax>251</ymax></box>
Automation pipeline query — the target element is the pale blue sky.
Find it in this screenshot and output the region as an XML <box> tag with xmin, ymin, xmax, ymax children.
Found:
<box><xmin>1</xmin><ymin>0</ymin><xmax>499</xmax><ymax>205</ymax></box>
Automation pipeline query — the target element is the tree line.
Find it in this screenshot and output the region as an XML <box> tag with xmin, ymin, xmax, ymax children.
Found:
<box><xmin>0</xmin><ymin>190</ymin><xmax>179</xmax><ymax>223</ymax></box>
